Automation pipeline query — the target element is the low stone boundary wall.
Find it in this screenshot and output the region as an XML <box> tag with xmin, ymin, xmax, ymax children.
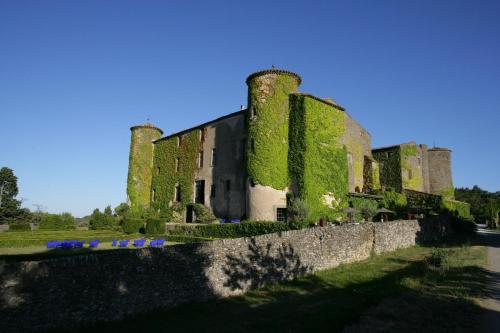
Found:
<box><xmin>0</xmin><ymin>218</ymin><xmax>451</xmax><ymax>332</ymax></box>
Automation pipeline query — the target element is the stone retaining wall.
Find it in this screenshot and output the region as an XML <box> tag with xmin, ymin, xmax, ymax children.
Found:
<box><xmin>0</xmin><ymin>218</ymin><xmax>451</xmax><ymax>332</ymax></box>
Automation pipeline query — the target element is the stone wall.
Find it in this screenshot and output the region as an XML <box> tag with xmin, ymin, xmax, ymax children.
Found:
<box><xmin>0</xmin><ymin>218</ymin><xmax>451</xmax><ymax>332</ymax></box>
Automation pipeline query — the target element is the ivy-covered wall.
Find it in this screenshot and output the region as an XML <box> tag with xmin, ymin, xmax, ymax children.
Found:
<box><xmin>127</xmin><ymin>126</ymin><xmax>163</xmax><ymax>210</ymax></box>
<box><xmin>150</xmin><ymin>130</ymin><xmax>201</xmax><ymax>214</ymax></box>
<box><xmin>404</xmin><ymin>189</ymin><xmax>470</xmax><ymax>219</ymax></box>
<box><xmin>441</xmin><ymin>199</ymin><xmax>471</xmax><ymax>219</ymax></box>
<box><xmin>372</xmin><ymin>161</ymin><xmax>381</xmax><ymax>190</ymax></box>
<box><xmin>246</xmin><ymin>71</ymin><xmax>300</xmax><ymax>190</ymax></box>
<box><xmin>289</xmin><ymin>94</ymin><xmax>349</xmax><ymax>222</ymax></box>
<box><xmin>372</xmin><ymin>147</ymin><xmax>402</xmax><ymax>191</ymax></box>
<box><xmin>400</xmin><ymin>143</ymin><xmax>424</xmax><ymax>191</ymax></box>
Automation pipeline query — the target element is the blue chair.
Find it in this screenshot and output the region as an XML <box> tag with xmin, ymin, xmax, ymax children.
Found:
<box><xmin>133</xmin><ymin>239</ymin><xmax>145</xmax><ymax>247</ymax></box>
<box><xmin>46</xmin><ymin>241</ymin><xmax>57</xmax><ymax>249</ymax></box>
<box><xmin>75</xmin><ymin>240</ymin><xmax>85</xmax><ymax>248</ymax></box>
<box><xmin>231</xmin><ymin>219</ymin><xmax>240</xmax><ymax>223</ymax></box>
<box><xmin>111</xmin><ymin>238</ymin><xmax>118</xmax><ymax>247</ymax></box>
<box><xmin>89</xmin><ymin>239</ymin><xmax>100</xmax><ymax>248</ymax></box>
<box><xmin>149</xmin><ymin>239</ymin><xmax>158</xmax><ymax>247</ymax></box>
<box><xmin>156</xmin><ymin>239</ymin><xmax>165</xmax><ymax>247</ymax></box>
<box><xmin>119</xmin><ymin>240</ymin><xmax>129</xmax><ymax>248</ymax></box>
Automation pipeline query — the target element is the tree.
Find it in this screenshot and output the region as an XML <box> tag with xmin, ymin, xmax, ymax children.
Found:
<box><xmin>114</xmin><ymin>202</ymin><xmax>130</xmax><ymax>217</ymax></box>
<box><xmin>89</xmin><ymin>208</ymin><xmax>117</xmax><ymax>230</ymax></box>
<box><xmin>0</xmin><ymin>167</ymin><xmax>31</xmax><ymax>224</ymax></box>
<box><xmin>104</xmin><ymin>205</ymin><xmax>113</xmax><ymax>216</ymax></box>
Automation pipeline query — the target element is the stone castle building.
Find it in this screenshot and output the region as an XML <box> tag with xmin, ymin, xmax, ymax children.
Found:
<box><xmin>127</xmin><ymin>69</ymin><xmax>457</xmax><ymax>222</ymax></box>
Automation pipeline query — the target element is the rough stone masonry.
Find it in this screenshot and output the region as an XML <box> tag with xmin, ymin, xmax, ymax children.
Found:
<box><xmin>0</xmin><ymin>218</ymin><xmax>451</xmax><ymax>332</ymax></box>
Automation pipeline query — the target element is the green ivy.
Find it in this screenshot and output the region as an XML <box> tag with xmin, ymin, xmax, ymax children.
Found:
<box><xmin>288</xmin><ymin>94</ymin><xmax>349</xmax><ymax>222</ymax></box>
<box><xmin>150</xmin><ymin>130</ymin><xmax>201</xmax><ymax>215</ymax></box>
<box><xmin>437</xmin><ymin>187</ymin><xmax>455</xmax><ymax>199</ymax></box>
<box><xmin>127</xmin><ymin>128</ymin><xmax>162</xmax><ymax>209</ymax></box>
<box><xmin>400</xmin><ymin>143</ymin><xmax>423</xmax><ymax>190</ymax></box>
<box><xmin>373</xmin><ymin>147</ymin><xmax>402</xmax><ymax>191</ymax></box>
<box><xmin>372</xmin><ymin>161</ymin><xmax>381</xmax><ymax>190</ymax></box>
<box><xmin>246</xmin><ymin>74</ymin><xmax>298</xmax><ymax>189</ymax></box>
<box><xmin>379</xmin><ymin>190</ymin><xmax>408</xmax><ymax>211</ymax></box>
<box><xmin>441</xmin><ymin>199</ymin><xmax>471</xmax><ymax>219</ymax></box>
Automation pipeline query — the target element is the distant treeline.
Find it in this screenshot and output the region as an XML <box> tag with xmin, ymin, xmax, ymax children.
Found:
<box><xmin>455</xmin><ymin>186</ymin><xmax>500</xmax><ymax>226</ymax></box>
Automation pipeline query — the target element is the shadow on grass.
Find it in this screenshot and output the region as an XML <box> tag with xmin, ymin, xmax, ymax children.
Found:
<box><xmin>71</xmin><ymin>241</ymin><xmax>493</xmax><ymax>333</ymax></box>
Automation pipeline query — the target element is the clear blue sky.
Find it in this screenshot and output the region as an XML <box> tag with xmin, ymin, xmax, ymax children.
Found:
<box><xmin>1</xmin><ymin>0</ymin><xmax>499</xmax><ymax>217</ymax></box>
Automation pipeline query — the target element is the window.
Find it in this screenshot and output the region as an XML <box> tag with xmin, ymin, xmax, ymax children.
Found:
<box><xmin>276</xmin><ymin>208</ymin><xmax>287</xmax><ymax>222</ymax></box>
<box><xmin>211</xmin><ymin>148</ymin><xmax>216</xmax><ymax>166</ymax></box>
<box><xmin>210</xmin><ymin>184</ymin><xmax>216</xmax><ymax>198</ymax></box>
<box><xmin>176</xmin><ymin>158</ymin><xmax>180</xmax><ymax>172</ymax></box>
<box><xmin>225</xmin><ymin>180</ymin><xmax>231</xmax><ymax>192</ymax></box>
<box><xmin>175</xmin><ymin>185</ymin><xmax>181</xmax><ymax>202</ymax></box>
<box><xmin>199</xmin><ymin>151</ymin><xmax>204</xmax><ymax>168</ymax></box>
<box><xmin>195</xmin><ymin>180</ymin><xmax>205</xmax><ymax>204</ymax></box>
<box><xmin>152</xmin><ymin>189</ymin><xmax>156</xmax><ymax>202</ymax></box>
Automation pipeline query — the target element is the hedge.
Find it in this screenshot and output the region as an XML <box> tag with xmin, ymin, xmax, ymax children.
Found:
<box><xmin>145</xmin><ymin>218</ymin><xmax>166</xmax><ymax>235</ymax></box>
<box><xmin>168</xmin><ymin>221</ymin><xmax>291</xmax><ymax>239</ymax></box>
<box><xmin>122</xmin><ymin>218</ymin><xmax>144</xmax><ymax>234</ymax></box>
<box><xmin>39</xmin><ymin>213</ymin><xmax>76</xmax><ymax>231</ymax></box>
<box><xmin>8</xmin><ymin>222</ymin><xmax>31</xmax><ymax>231</ymax></box>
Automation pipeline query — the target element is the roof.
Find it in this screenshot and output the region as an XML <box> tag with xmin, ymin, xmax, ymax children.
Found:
<box><xmin>292</xmin><ymin>92</ymin><xmax>346</xmax><ymax>111</ymax></box>
<box><xmin>153</xmin><ymin>109</ymin><xmax>246</xmax><ymax>143</ymax></box>
<box><xmin>130</xmin><ymin>122</ymin><xmax>164</xmax><ymax>135</ymax></box>
<box><xmin>428</xmin><ymin>146</ymin><xmax>452</xmax><ymax>152</ymax></box>
<box><xmin>246</xmin><ymin>69</ymin><xmax>302</xmax><ymax>86</ymax></box>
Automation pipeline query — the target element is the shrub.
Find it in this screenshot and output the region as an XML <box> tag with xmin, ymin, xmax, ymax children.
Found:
<box><xmin>122</xmin><ymin>218</ymin><xmax>145</xmax><ymax>234</ymax></box>
<box><xmin>89</xmin><ymin>209</ymin><xmax>117</xmax><ymax>230</ymax></box>
<box><xmin>8</xmin><ymin>221</ymin><xmax>31</xmax><ymax>231</ymax></box>
<box><xmin>145</xmin><ymin>218</ymin><xmax>165</xmax><ymax>235</ymax></box>
<box><xmin>169</xmin><ymin>221</ymin><xmax>290</xmax><ymax>239</ymax></box>
<box><xmin>357</xmin><ymin>200</ymin><xmax>378</xmax><ymax>221</ymax></box>
<box><xmin>288</xmin><ymin>219</ymin><xmax>309</xmax><ymax>230</ymax></box>
<box><xmin>450</xmin><ymin>215</ymin><xmax>477</xmax><ymax>234</ymax></box>
<box><xmin>287</xmin><ymin>197</ymin><xmax>308</xmax><ymax>222</ymax></box>
<box><xmin>39</xmin><ymin>213</ymin><xmax>76</xmax><ymax>230</ymax></box>
<box><xmin>191</xmin><ymin>203</ymin><xmax>216</xmax><ymax>223</ymax></box>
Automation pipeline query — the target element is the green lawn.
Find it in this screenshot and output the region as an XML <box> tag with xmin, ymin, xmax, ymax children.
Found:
<box><xmin>0</xmin><ymin>230</ymin><xmax>143</xmax><ymax>247</ymax></box>
<box><xmin>0</xmin><ymin>230</ymin><xmax>216</xmax><ymax>262</ymax></box>
<box><xmin>77</xmin><ymin>239</ymin><xmax>487</xmax><ymax>333</ymax></box>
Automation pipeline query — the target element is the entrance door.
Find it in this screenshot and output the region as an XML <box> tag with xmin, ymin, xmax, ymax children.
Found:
<box><xmin>195</xmin><ymin>180</ymin><xmax>205</xmax><ymax>205</ymax></box>
<box><xmin>186</xmin><ymin>205</ymin><xmax>194</xmax><ymax>223</ymax></box>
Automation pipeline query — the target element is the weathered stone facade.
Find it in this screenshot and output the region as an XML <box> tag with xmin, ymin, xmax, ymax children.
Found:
<box><xmin>127</xmin><ymin>69</ymin><xmax>459</xmax><ymax>221</ymax></box>
<box><xmin>372</xmin><ymin>142</ymin><xmax>454</xmax><ymax>198</ymax></box>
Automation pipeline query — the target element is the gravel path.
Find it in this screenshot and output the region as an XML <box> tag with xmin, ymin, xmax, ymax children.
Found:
<box><xmin>478</xmin><ymin>227</ymin><xmax>500</xmax><ymax>333</ymax></box>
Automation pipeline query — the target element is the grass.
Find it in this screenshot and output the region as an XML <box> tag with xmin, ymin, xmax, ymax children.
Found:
<box><xmin>77</xmin><ymin>239</ymin><xmax>487</xmax><ymax>333</ymax></box>
<box><xmin>0</xmin><ymin>230</ymin><xmax>142</xmax><ymax>247</ymax></box>
<box><xmin>0</xmin><ymin>230</ymin><xmax>215</xmax><ymax>262</ymax></box>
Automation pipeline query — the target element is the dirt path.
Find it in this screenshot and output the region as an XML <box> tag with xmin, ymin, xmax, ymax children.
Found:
<box><xmin>478</xmin><ymin>227</ymin><xmax>500</xmax><ymax>333</ymax></box>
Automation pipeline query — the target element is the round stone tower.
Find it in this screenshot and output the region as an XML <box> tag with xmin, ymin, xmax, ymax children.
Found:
<box><xmin>245</xmin><ymin>69</ymin><xmax>301</xmax><ymax>221</ymax></box>
<box><xmin>427</xmin><ymin>147</ymin><xmax>454</xmax><ymax>199</ymax></box>
<box><xmin>127</xmin><ymin>123</ymin><xmax>163</xmax><ymax>209</ymax></box>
